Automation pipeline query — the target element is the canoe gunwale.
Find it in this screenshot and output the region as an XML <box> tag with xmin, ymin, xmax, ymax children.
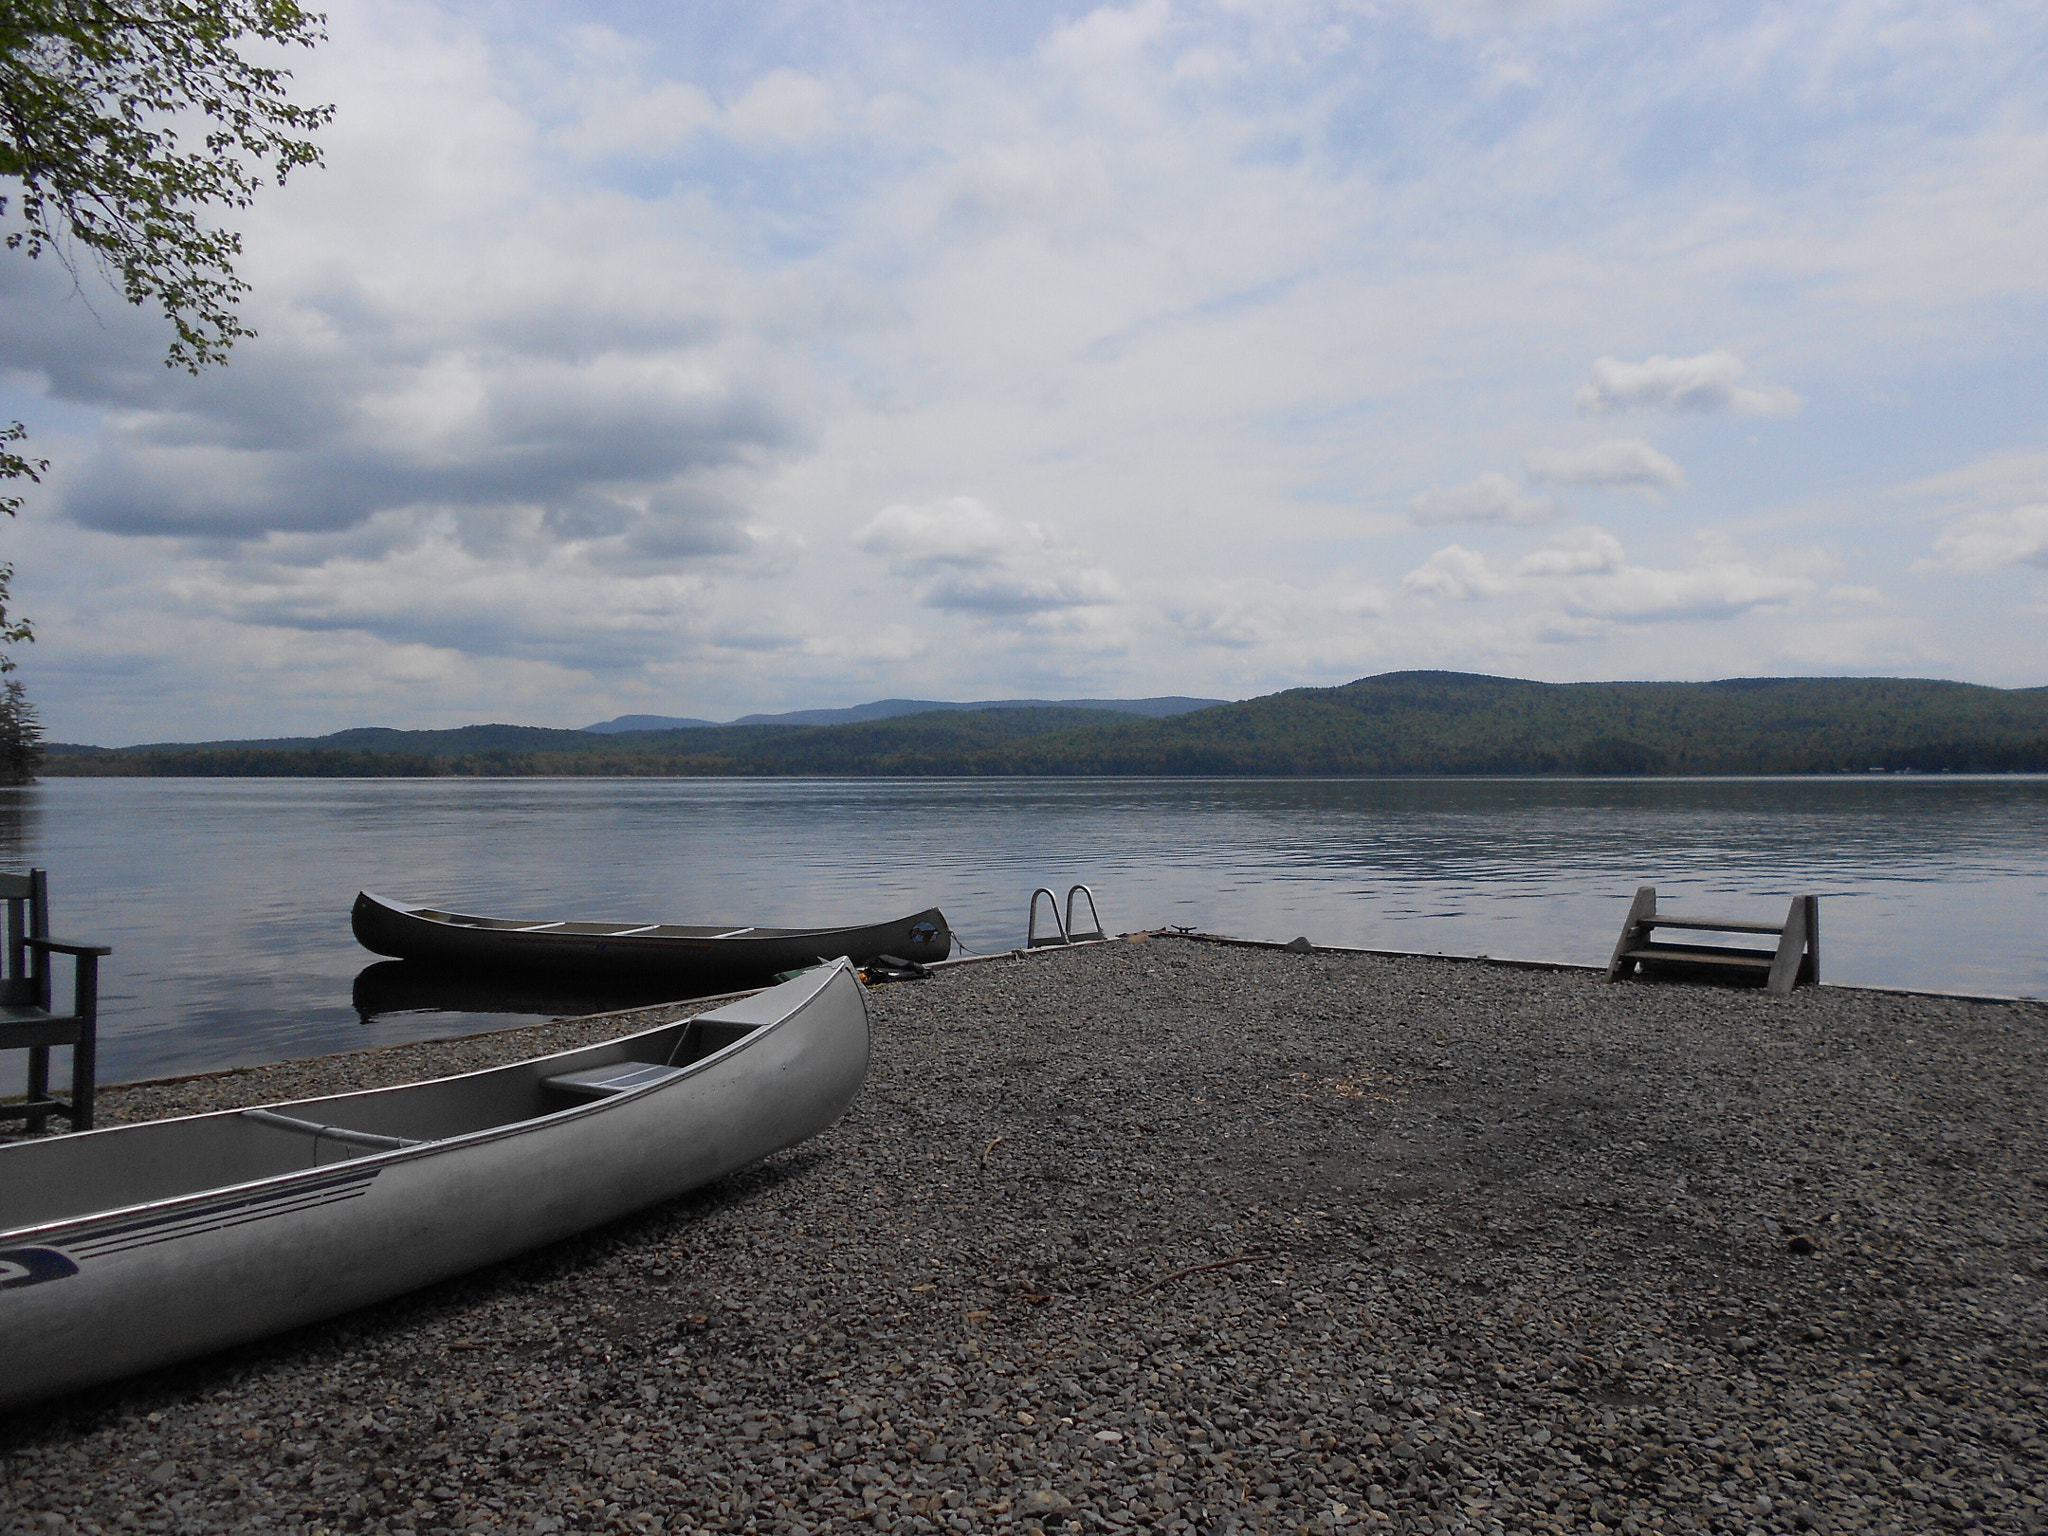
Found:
<box><xmin>0</xmin><ymin>959</ymin><xmax>859</xmax><ymax>1249</ymax></box>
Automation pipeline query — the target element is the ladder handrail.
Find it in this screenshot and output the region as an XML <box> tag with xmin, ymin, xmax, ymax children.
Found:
<box><xmin>1026</xmin><ymin>888</ymin><xmax>1068</xmax><ymax>948</ymax></box>
<box><xmin>1065</xmin><ymin>883</ymin><xmax>1106</xmax><ymax>942</ymax></box>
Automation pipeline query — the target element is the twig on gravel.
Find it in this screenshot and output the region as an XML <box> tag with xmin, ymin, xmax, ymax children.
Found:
<box><xmin>1135</xmin><ymin>1251</ymin><xmax>1271</xmax><ymax>1295</ymax></box>
<box><xmin>980</xmin><ymin>1135</ymin><xmax>1009</xmax><ymax>1166</ymax></box>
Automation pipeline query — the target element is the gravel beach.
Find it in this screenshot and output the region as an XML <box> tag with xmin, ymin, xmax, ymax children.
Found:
<box><xmin>3</xmin><ymin>935</ymin><xmax>2045</xmax><ymax>1536</ymax></box>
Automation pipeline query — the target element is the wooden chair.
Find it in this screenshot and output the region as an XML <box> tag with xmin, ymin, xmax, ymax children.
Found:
<box><xmin>0</xmin><ymin>869</ymin><xmax>112</xmax><ymax>1134</ymax></box>
<box><xmin>1606</xmin><ymin>886</ymin><xmax>1818</xmax><ymax>998</ymax></box>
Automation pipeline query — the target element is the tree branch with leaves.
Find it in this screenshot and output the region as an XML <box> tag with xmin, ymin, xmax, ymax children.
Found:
<box><xmin>1</xmin><ymin>0</ymin><xmax>332</xmax><ymax>371</ymax></box>
<box><xmin>0</xmin><ymin>425</ymin><xmax>40</xmax><ymax>674</ymax></box>
<box><xmin>0</xmin><ymin>1</ymin><xmax>329</xmax><ymax>753</ymax></box>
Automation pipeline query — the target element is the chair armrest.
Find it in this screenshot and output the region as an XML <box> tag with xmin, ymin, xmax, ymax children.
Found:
<box><xmin>24</xmin><ymin>937</ymin><xmax>113</xmax><ymax>958</ymax></box>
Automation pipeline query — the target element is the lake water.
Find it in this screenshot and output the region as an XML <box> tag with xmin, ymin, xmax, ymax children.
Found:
<box><xmin>3</xmin><ymin>775</ymin><xmax>2044</xmax><ymax>1088</ymax></box>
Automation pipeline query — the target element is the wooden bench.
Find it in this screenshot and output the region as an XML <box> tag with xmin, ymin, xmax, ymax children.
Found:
<box><xmin>1</xmin><ymin>870</ymin><xmax>112</xmax><ymax>1134</ymax></box>
<box><xmin>1606</xmin><ymin>886</ymin><xmax>1818</xmax><ymax>998</ymax></box>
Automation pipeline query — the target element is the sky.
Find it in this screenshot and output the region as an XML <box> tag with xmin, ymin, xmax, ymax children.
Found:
<box><xmin>4</xmin><ymin>0</ymin><xmax>2047</xmax><ymax>744</ymax></box>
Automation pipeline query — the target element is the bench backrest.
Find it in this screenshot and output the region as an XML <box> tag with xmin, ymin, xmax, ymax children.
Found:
<box><xmin>1</xmin><ymin>867</ymin><xmax>50</xmax><ymax>1010</ymax></box>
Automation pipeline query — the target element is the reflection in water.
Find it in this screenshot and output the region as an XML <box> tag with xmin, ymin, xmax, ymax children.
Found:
<box><xmin>5</xmin><ymin>775</ymin><xmax>2044</xmax><ymax>1086</ymax></box>
<box><xmin>351</xmin><ymin>960</ymin><xmax>701</xmax><ymax>1024</ymax></box>
<box><xmin>0</xmin><ymin>787</ymin><xmax>39</xmax><ymax>870</ymax></box>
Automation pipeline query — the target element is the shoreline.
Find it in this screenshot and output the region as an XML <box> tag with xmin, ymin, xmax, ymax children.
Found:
<box><xmin>40</xmin><ymin>932</ymin><xmax>2038</xmax><ymax>1104</ymax></box>
<box><xmin>4</xmin><ymin>938</ymin><xmax>2045</xmax><ymax>1535</ymax></box>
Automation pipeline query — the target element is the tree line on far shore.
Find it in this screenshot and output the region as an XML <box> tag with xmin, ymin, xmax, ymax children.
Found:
<box><xmin>43</xmin><ymin>672</ymin><xmax>2048</xmax><ymax>779</ymax></box>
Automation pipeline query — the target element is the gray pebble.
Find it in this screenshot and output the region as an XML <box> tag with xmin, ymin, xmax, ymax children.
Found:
<box><xmin>3</xmin><ymin>936</ymin><xmax>2046</xmax><ymax>1536</ymax></box>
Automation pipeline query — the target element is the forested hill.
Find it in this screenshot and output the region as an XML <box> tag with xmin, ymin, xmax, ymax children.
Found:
<box><xmin>42</xmin><ymin>672</ymin><xmax>2048</xmax><ymax>777</ymax></box>
<box><xmin>1007</xmin><ymin>672</ymin><xmax>2048</xmax><ymax>775</ymax></box>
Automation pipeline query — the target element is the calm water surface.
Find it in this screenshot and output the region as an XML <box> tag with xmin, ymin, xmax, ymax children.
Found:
<box><xmin>3</xmin><ymin>775</ymin><xmax>2043</xmax><ymax>1086</ymax></box>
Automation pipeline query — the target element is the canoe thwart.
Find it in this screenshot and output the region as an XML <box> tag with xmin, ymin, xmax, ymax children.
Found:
<box><xmin>241</xmin><ymin>1108</ymin><xmax>423</xmax><ymax>1151</ymax></box>
<box><xmin>1606</xmin><ymin>886</ymin><xmax>1819</xmax><ymax>996</ymax></box>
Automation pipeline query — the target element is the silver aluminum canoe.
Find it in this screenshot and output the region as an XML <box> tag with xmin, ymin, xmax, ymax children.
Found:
<box><xmin>0</xmin><ymin>960</ymin><xmax>869</xmax><ymax>1409</ymax></box>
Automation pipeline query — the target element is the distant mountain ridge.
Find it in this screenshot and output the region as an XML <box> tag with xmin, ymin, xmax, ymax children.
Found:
<box><xmin>581</xmin><ymin>696</ymin><xmax>1226</xmax><ymax>732</ymax></box>
<box><xmin>40</xmin><ymin>671</ymin><xmax>2048</xmax><ymax>777</ymax></box>
<box><xmin>581</xmin><ymin>713</ymin><xmax>719</xmax><ymax>733</ymax></box>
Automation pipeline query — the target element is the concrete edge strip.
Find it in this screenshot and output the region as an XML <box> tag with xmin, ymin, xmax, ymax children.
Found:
<box><xmin>1147</xmin><ymin>928</ymin><xmax>2039</xmax><ymax>1006</ymax></box>
<box><xmin>62</xmin><ymin>927</ymin><xmax>2039</xmax><ymax>1098</ymax></box>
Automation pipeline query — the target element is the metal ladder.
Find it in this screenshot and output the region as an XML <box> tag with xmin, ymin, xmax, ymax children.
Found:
<box><xmin>1026</xmin><ymin>884</ymin><xmax>1107</xmax><ymax>948</ymax></box>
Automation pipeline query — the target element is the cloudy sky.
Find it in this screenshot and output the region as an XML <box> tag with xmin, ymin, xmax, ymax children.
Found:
<box><xmin>4</xmin><ymin>0</ymin><xmax>2047</xmax><ymax>743</ymax></box>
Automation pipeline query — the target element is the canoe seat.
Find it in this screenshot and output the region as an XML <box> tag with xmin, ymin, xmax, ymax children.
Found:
<box><xmin>541</xmin><ymin>1062</ymin><xmax>691</xmax><ymax>1101</ymax></box>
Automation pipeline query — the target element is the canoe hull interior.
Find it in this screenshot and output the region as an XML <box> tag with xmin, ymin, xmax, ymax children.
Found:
<box><xmin>350</xmin><ymin>891</ymin><xmax>952</xmax><ymax>987</ymax></box>
<box><xmin>0</xmin><ymin>962</ymin><xmax>870</xmax><ymax>1410</ymax></box>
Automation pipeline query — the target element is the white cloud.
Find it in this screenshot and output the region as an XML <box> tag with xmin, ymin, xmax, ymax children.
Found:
<box><xmin>1162</xmin><ymin>576</ymin><xmax>1387</xmax><ymax>650</ymax></box>
<box><xmin>552</xmin><ymin>77</ymin><xmax>719</xmax><ymax>160</ymax></box>
<box><xmin>1546</xmin><ymin>532</ymin><xmax>1818</xmax><ymax>622</ymax></box>
<box><xmin>938</xmin><ymin>141</ymin><xmax>1120</xmax><ymax>238</ymax></box>
<box><xmin>1399</xmin><ymin>525</ymin><xmax>1816</xmax><ymax>628</ymax></box>
<box><xmin>549</xmin><ymin>41</ymin><xmax>842</xmax><ymax>161</ymax></box>
<box><xmin>1562</xmin><ymin>562</ymin><xmax>1815</xmax><ymax>622</ymax></box>
<box><xmin>1921</xmin><ymin>505</ymin><xmax>2048</xmax><ymax>574</ymax></box>
<box><xmin>1894</xmin><ymin>451</ymin><xmax>2048</xmax><ymax>577</ymax></box>
<box><xmin>1575</xmin><ymin>350</ymin><xmax>1801</xmax><ymax>417</ymax></box>
<box><xmin>1526</xmin><ymin>440</ymin><xmax>1685</xmax><ymax>494</ymax></box>
<box><xmin>856</xmin><ymin>497</ymin><xmax>1021</xmax><ymax>569</ymax></box>
<box><xmin>726</xmin><ymin>69</ymin><xmax>843</xmax><ymax>146</ymax></box>
<box><xmin>1519</xmin><ymin>525</ymin><xmax>1625</xmax><ymax>576</ymax></box>
<box><xmin>1409</xmin><ymin>472</ymin><xmax>1556</xmax><ymax>526</ymax></box>
<box><xmin>1042</xmin><ymin>0</ymin><xmax>1172</xmax><ymax>72</ymax></box>
<box><xmin>855</xmin><ymin>497</ymin><xmax>1122</xmax><ymax>617</ymax></box>
<box><xmin>1403</xmin><ymin>545</ymin><xmax>1510</xmax><ymax>601</ymax></box>
<box><xmin>1892</xmin><ymin>449</ymin><xmax>2048</xmax><ymax>517</ymax></box>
